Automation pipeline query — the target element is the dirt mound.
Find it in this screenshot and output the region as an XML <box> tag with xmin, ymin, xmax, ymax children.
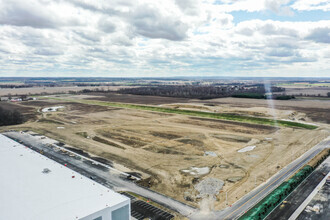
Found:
<box><xmin>149</xmin><ymin>131</ymin><xmax>182</xmax><ymax>140</ymax></box>
<box><xmin>177</xmin><ymin>138</ymin><xmax>204</xmax><ymax>146</ymax></box>
<box><xmin>143</xmin><ymin>145</ymin><xmax>185</xmax><ymax>155</ymax></box>
<box><xmin>211</xmin><ymin>134</ymin><xmax>251</xmax><ymax>143</ymax></box>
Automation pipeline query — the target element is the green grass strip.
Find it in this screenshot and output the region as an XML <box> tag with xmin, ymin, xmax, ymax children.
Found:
<box><xmin>43</xmin><ymin>96</ymin><xmax>317</xmax><ymax>130</ymax></box>
<box><xmin>239</xmin><ymin>165</ymin><xmax>314</xmax><ymax>220</ymax></box>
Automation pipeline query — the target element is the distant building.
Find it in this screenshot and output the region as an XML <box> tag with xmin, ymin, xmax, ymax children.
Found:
<box><xmin>0</xmin><ymin>97</ymin><xmax>9</xmax><ymax>101</ymax></box>
<box><xmin>0</xmin><ymin>134</ymin><xmax>130</xmax><ymax>220</ymax></box>
<box><xmin>28</xmin><ymin>97</ymin><xmax>37</xmax><ymax>101</ymax></box>
<box><xmin>10</xmin><ymin>98</ymin><xmax>22</xmax><ymax>102</ymax></box>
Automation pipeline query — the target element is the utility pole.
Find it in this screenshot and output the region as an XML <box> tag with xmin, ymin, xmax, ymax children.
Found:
<box><xmin>254</xmin><ymin>175</ymin><xmax>257</xmax><ymax>187</ymax></box>
<box><xmin>226</xmin><ymin>191</ymin><xmax>228</xmax><ymax>205</ymax></box>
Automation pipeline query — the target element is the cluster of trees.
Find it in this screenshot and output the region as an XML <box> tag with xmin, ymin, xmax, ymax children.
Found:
<box><xmin>74</xmin><ymin>83</ymin><xmax>118</xmax><ymax>87</ymax></box>
<box><xmin>0</xmin><ymin>84</ymin><xmax>33</xmax><ymax>89</ymax></box>
<box><xmin>118</xmin><ymin>85</ymin><xmax>285</xmax><ymax>99</ymax></box>
<box><xmin>274</xmin><ymin>95</ymin><xmax>295</xmax><ymax>100</ymax></box>
<box><xmin>79</xmin><ymin>88</ymin><xmax>110</xmax><ymax>93</ymax></box>
<box><xmin>232</xmin><ymin>93</ymin><xmax>266</xmax><ymax>99</ymax></box>
<box><xmin>0</xmin><ymin>107</ymin><xmax>24</xmax><ymax>126</ymax></box>
<box><xmin>0</xmin><ymin>83</ymin><xmax>66</xmax><ymax>88</ymax></box>
<box><xmin>241</xmin><ymin>165</ymin><xmax>313</xmax><ymax>220</ymax></box>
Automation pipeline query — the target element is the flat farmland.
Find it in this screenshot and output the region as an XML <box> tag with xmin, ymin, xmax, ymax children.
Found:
<box><xmin>1</xmin><ymin>94</ymin><xmax>329</xmax><ymax>210</ymax></box>
<box><xmin>85</xmin><ymin>92</ymin><xmax>192</xmax><ymax>105</ymax></box>
<box><xmin>274</xmin><ymin>87</ymin><xmax>330</xmax><ymax>96</ymax></box>
<box><xmin>0</xmin><ymin>86</ymin><xmax>130</xmax><ymax>96</ymax></box>
<box><xmin>202</xmin><ymin>97</ymin><xmax>330</xmax><ymax>123</ymax></box>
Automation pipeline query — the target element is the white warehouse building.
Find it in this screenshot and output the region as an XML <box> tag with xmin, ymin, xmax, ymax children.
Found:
<box><xmin>0</xmin><ymin>134</ymin><xmax>130</xmax><ymax>220</ymax></box>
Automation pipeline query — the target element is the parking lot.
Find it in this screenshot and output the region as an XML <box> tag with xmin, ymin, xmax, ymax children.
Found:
<box><xmin>120</xmin><ymin>192</ymin><xmax>174</xmax><ymax>220</ymax></box>
<box><xmin>4</xmin><ymin>131</ymin><xmax>180</xmax><ymax>219</ymax></box>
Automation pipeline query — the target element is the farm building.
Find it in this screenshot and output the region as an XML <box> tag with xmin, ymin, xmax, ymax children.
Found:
<box><xmin>0</xmin><ymin>96</ymin><xmax>9</xmax><ymax>101</ymax></box>
<box><xmin>0</xmin><ymin>134</ymin><xmax>130</xmax><ymax>220</ymax></box>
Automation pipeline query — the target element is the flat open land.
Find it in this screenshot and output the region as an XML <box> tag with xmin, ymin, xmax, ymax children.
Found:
<box><xmin>274</xmin><ymin>87</ymin><xmax>329</xmax><ymax>96</ymax></box>
<box><xmin>275</xmin><ymin>82</ymin><xmax>330</xmax><ymax>96</ymax></box>
<box><xmin>0</xmin><ymin>86</ymin><xmax>129</xmax><ymax>96</ymax></box>
<box><xmin>85</xmin><ymin>92</ymin><xmax>192</xmax><ymax>105</ymax></box>
<box><xmin>202</xmin><ymin>97</ymin><xmax>330</xmax><ymax>124</ymax></box>
<box><xmin>1</xmin><ymin>93</ymin><xmax>329</xmax><ymax>210</ymax></box>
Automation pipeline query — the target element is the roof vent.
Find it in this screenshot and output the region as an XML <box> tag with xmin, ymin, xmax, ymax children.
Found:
<box><xmin>42</xmin><ymin>168</ymin><xmax>51</xmax><ymax>174</ymax></box>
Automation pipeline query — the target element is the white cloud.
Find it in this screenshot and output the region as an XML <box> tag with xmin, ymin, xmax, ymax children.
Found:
<box><xmin>0</xmin><ymin>0</ymin><xmax>86</xmax><ymax>28</ymax></box>
<box><xmin>305</xmin><ymin>27</ymin><xmax>330</xmax><ymax>43</ymax></box>
<box><xmin>264</xmin><ymin>0</ymin><xmax>294</xmax><ymax>16</ymax></box>
<box><xmin>129</xmin><ymin>4</ymin><xmax>188</xmax><ymax>41</ymax></box>
<box><xmin>98</xmin><ymin>16</ymin><xmax>116</xmax><ymax>33</ymax></box>
<box><xmin>0</xmin><ymin>0</ymin><xmax>329</xmax><ymax>77</ymax></box>
<box><xmin>292</xmin><ymin>0</ymin><xmax>330</xmax><ymax>11</ymax></box>
<box><xmin>175</xmin><ymin>0</ymin><xmax>201</xmax><ymax>15</ymax></box>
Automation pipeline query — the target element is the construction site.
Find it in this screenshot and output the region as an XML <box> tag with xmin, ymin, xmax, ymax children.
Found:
<box><xmin>1</xmin><ymin>92</ymin><xmax>329</xmax><ymax>213</ymax></box>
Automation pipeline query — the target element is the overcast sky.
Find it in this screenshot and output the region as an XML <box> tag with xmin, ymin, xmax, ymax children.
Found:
<box><xmin>0</xmin><ymin>0</ymin><xmax>329</xmax><ymax>77</ymax></box>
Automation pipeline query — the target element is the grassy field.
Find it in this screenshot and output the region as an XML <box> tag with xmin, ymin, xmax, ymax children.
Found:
<box><xmin>44</xmin><ymin>96</ymin><xmax>317</xmax><ymax>129</ymax></box>
<box><xmin>297</xmin><ymin>97</ymin><xmax>330</xmax><ymax>100</ymax></box>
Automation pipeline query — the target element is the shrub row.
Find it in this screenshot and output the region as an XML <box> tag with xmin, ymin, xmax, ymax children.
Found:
<box><xmin>240</xmin><ymin>149</ymin><xmax>330</xmax><ymax>220</ymax></box>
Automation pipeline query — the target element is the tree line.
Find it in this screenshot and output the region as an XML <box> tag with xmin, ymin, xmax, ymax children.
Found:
<box><xmin>0</xmin><ymin>107</ymin><xmax>24</xmax><ymax>126</ymax></box>
<box><xmin>0</xmin><ymin>84</ymin><xmax>34</xmax><ymax>89</ymax></box>
<box><xmin>117</xmin><ymin>85</ymin><xmax>285</xmax><ymax>99</ymax></box>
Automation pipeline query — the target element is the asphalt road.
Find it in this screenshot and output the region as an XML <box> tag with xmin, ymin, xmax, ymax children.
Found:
<box><xmin>265</xmin><ymin>158</ymin><xmax>330</xmax><ymax>220</ymax></box>
<box><xmin>3</xmin><ymin>131</ymin><xmax>196</xmax><ymax>218</ymax></box>
<box><xmin>297</xmin><ymin>176</ymin><xmax>330</xmax><ymax>220</ymax></box>
<box><xmin>4</xmin><ymin>131</ymin><xmax>329</xmax><ymax>220</ymax></box>
<box><xmin>214</xmin><ymin>137</ymin><xmax>330</xmax><ymax>220</ymax></box>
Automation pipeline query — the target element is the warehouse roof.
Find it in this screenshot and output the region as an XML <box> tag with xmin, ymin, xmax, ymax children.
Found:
<box><xmin>0</xmin><ymin>134</ymin><xmax>129</xmax><ymax>220</ymax></box>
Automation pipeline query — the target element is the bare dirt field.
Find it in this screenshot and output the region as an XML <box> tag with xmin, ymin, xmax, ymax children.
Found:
<box><xmin>0</xmin><ymin>86</ymin><xmax>129</xmax><ymax>96</ymax></box>
<box><xmin>201</xmin><ymin>97</ymin><xmax>330</xmax><ymax>124</ymax></box>
<box><xmin>274</xmin><ymin>87</ymin><xmax>330</xmax><ymax>96</ymax></box>
<box><xmin>0</xmin><ymin>102</ymin><xmax>37</xmax><ymax>121</ymax></box>
<box><xmin>71</xmin><ymin>93</ymin><xmax>330</xmax><ymax>123</ymax></box>
<box><xmin>85</xmin><ymin>92</ymin><xmax>193</xmax><ymax>105</ymax></box>
<box><xmin>1</xmin><ymin>94</ymin><xmax>329</xmax><ymax>210</ymax></box>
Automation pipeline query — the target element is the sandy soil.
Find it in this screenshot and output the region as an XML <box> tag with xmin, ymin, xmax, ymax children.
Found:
<box><xmin>83</xmin><ymin>92</ymin><xmax>193</xmax><ymax>105</ymax></box>
<box><xmin>201</xmin><ymin>97</ymin><xmax>330</xmax><ymax>123</ymax></box>
<box><xmin>1</xmin><ymin>95</ymin><xmax>329</xmax><ymax>210</ymax></box>
<box><xmin>68</xmin><ymin>93</ymin><xmax>330</xmax><ymax>123</ymax></box>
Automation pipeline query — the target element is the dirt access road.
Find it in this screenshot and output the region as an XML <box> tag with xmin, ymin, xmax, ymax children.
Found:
<box><xmin>4</xmin><ymin>131</ymin><xmax>329</xmax><ymax>220</ymax></box>
<box><xmin>4</xmin><ymin>131</ymin><xmax>196</xmax><ymax>218</ymax></box>
<box><xmin>2</xmin><ymin>94</ymin><xmax>329</xmax><ymax>213</ymax></box>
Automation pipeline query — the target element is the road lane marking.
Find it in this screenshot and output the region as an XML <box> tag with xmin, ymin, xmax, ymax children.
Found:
<box><xmin>224</xmin><ymin>150</ymin><xmax>320</xmax><ymax>219</ymax></box>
